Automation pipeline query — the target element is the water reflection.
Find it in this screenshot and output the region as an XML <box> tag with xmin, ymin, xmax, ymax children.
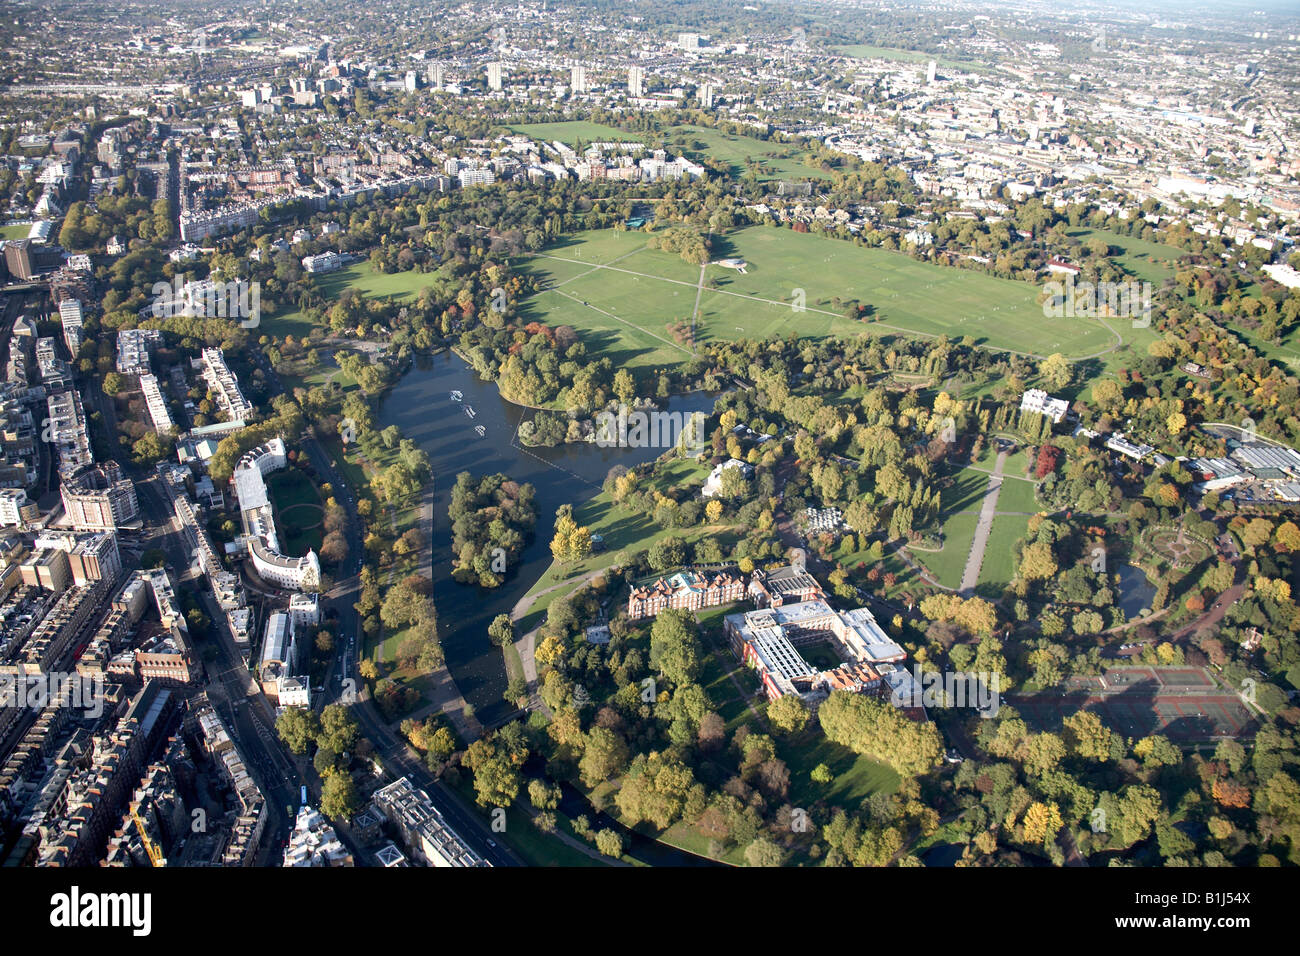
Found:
<box><xmin>377</xmin><ymin>350</ymin><xmax>716</xmax><ymax>725</ymax></box>
<box><xmin>1115</xmin><ymin>562</ymin><xmax>1155</xmax><ymax>619</ymax></box>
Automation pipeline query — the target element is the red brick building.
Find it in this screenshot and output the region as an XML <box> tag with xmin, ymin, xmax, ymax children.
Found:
<box><xmin>627</xmin><ymin>569</ymin><xmax>745</xmax><ymax>620</ymax></box>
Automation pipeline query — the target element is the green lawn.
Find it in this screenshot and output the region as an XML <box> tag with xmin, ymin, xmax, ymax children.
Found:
<box><xmin>831</xmin><ymin>537</ymin><xmax>880</xmax><ymax>571</ymax></box>
<box><xmin>941</xmin><ymin>467</ymin><xmax>994</xmax><ymax>513</ymax></box>
<box><xmin>539</xmin><ymin>229</ymin><xmax>675</xmax><ymax>268</ymax></box>
<box><xmin>1067</xmin><ymin>228</ymin><xmax>1185</xmax><ymax>285</ymax></box>
<box><xmin>263</xmin><ymin>307</ymin><xmax>320</xmax><ymax>342</ymax></box>
<box><xmin>270</xmin><ymin>262</ymin><xmax>439</xmax><ymax>338</ymax></box>
<box><xmin>698</xmin><ymin>648</ymin><xmax>754</xmax><ymax>731</ymax></box>
<box><xmin>640</xmin><ymin>456</ymin><xmax>712</xmax><ymax>494</ymax></box>
<box><xmin>918</xmin><ymin>463</ymin><xmax>1037</xmax><ymax>590</ymax></box>
<box><xmin>701</xmin><ymin>228</ymin><xmax>1114</xmax><ymax>355</ymax></box>
<box><xmin>345</xmin><ymin>437</ymin><xmax>430</xmax><ymax>709</ymax></box>
<box><xmin>278</xmin><ymin>351</ymin><xmax>360</xmax><ymax>395</ymax></box>
<box><xmin>831</xmin><ymin>45</ymin><xmax>993</xmax><ymax>74</ymax></box>
<box><xmin>502</xmin><ymin>811</ymin><xmax>610</xmax><ymax>866</ymax></box>
<box><xmin>0</xmin><ymin>224</ymin><xmax>30</xmax><ymax>240</ymax></box>
<box><xmin>444</xmin><ymin>776</ymin><xmax>610</xmax><ymax>867</ymax></box>
<box><xmin>666</xmin><ymin>125</ymin><xmax>829</xmax><ymax>181</ymax></box>
<box><xmin>657</xmin><ymin>822</ymin><xmax>746</xmax><ymax>866</ymax></box>
<box><xmin>913</xmin><ymin>510</ymin><xmax>978</xmax><ymax>590</ymax></box>
<box><xmin>514</xmin><ymin>474</ymin><xmax>744</xmax><ymax>635</ymax></box>
<box><xmin>627</xmin><ymin>723</ymin><xmax>899</xmax><ymax>867</ymax></box>
<box><xmin>993</xmin><ymin>474</ymin><xmax>1040</xmax><ymax>514</ymax></box>
<box><xmin>321</xmin><ymin>436</ymin><xmax>370</xmax><ymax>507</ymax></box>
<box><xmin>1054</xmin><ymin>228</ymin><xmax>1184</xmax><ymax>375</ymax></box>
<box><xmin>977</xmin><ymin>444</ymin><xmax>1032</xmax><ymax>481</ymax></box>
<box><xmin>971</xmin><ymin>441</ymin><xmax>1001</xmax><ymax>468</ymax></box>
<box><xmin>785</xmin><ymin>735</ymin><xmax>900</xmax><ymax>808</ymax></box>
<box><xmin>1006</xmin><ymin>448</ymin><xmax>1035</xmax><ymax>480</ymax></box>
<box><xmin>833</xmin><ymin>44</ymin><xmax>933</xmax><ymax>62</ymax></box>
<box><xmin>518</xmin><ymin>226</ymin><xmax>1127</xmax><ymax>372</ymax></box>
<box><xmin>1285</xmin><ymin>665</ymin><xmax>1300</xmax><ymax>694</ymax></box>
<box><xmin>832</xmin><ymin>537</ymin><xmax>921</xmax><ymax>600</ymax></box>
<box><xmin>267</xmin><ymin>467</ymin><xmax>325</xmax><ymax>554</ymax></box>
<box><xmin>879</xmin><ymin>548</ymin><xmax>920</xmax><ymax>597</ymax></box>
<box><xmin>506</xmin><ymin>121</ymin><xmax>644</xmax><ymax>146</ymax></box>
<box><xmin>978</xmin><ymin>515</ymin><xmax>1031</xmax><ymax>587</ymax></box>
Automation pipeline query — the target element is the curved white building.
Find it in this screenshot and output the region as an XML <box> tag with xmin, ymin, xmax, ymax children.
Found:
<box><xmin>249</xmin><ymin>537</ymin><xmax>321</xmax><ymax>591</ymax></box>
<box><xmin>232</xmin><ymin>438</ymin><xmax>320</xmax><ymax>591</ymax></box>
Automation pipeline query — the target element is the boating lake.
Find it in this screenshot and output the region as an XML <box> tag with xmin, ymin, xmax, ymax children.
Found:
<box><xmin>377</xmin><ymin>350</ymin><xmax>716</xmax><ymax>725</ymax></box>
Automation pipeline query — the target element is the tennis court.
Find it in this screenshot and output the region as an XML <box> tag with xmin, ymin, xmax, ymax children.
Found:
<box><xmin>1010</xmin><ymin>666</ymin><xmax>1254</xmax><ymax>741</ymax></box>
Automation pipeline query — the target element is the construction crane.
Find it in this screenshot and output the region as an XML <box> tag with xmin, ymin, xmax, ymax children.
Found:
<box><xmin>130</xmin><ymin>804</ymin><xmax>165</xmax><ymax>868</ymax></box>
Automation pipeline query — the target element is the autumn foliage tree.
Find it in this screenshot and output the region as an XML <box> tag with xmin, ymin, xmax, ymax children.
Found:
<box><xmin>818</xmin><ymin>691</ymin><xmax>943</xmax><ymax>778</ymax></box>
<box><xmin>1212</xmin><ymin>778</ymin><xmax>1252</xmax><ymax>809</ymax></box>
<box><xmin>1035</xmin><ymin>444</ymin><xmax>1061</xmax><ymax>479</ymax></box>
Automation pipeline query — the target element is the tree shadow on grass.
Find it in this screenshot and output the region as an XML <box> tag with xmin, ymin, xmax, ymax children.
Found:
<box><xmin>707</xmin><ymin>234</ymin><xmax>740</xmax><ymax>260</ymax></box>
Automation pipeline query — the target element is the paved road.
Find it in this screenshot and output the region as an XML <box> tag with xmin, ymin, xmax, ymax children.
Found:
<box><xmin>135</xmin><ymin>476</ymin><xmax>303</xmax><ymax>856</ymax></box>
<box><xmin>959</xmin><ymin>448</ymin><xmax>1008</xmax><ymax>595</ymax></box>
<box><xmin>1171</xmin><ymin>581</ymin><xmax>1246</xmax><ymax>642</ymax></box>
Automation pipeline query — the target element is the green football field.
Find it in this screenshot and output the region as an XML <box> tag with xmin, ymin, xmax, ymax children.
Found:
<box><xmin>516</xmin><ymin>226</ymin><xmax>1128</xmax><ymax>370</ymax></box>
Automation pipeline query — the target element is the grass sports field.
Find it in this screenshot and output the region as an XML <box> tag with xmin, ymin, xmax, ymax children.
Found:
<box><xmin>518</xmin><ymin>225</ymin><xmax>1129</xmax><ymax>371</ymax></box>
<box><xmin>278</xmin><ymin>226</ymin><xmax>1155</xmax><ymax>377</ymax></box>
<box><xmin>506</xmin><ymin>120</ymin><xmax>645</xmax><ymax>146</ymax></box>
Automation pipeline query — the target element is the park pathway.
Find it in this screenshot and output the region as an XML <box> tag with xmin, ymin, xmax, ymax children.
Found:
<box><xmin>1170</xmin><ymin>581</ymin><xmax>1246</xmax><ymax>643</ymax></box>
<box><xmin>510</xmin><ymin>568</ymin><xmax>607</xmax><ymax>718</ymax></box>
<box><xmin>401</xmin><ymin>483</ymin><xmax>483</xmax><ymax>741</ymax></box>
<box><xmin>690</xmin><ymin>262</ymin><xmax>707</xmax><ymax>337</ymax></box>
<box><xmin>720</xmin><ymin>661</ymin><xmax>766</xmax><ymax>727</ymax></box>
<box><xmin>528</xmin><ymin>254</ymin><xmax>1125</xmax><ymax>363</ymax></box>
<box><xmin>514</xmin><ymin>626</ymin><xmax>551</xmax><ymax>718</ymax></box>
<box><xmin>959</xmin><ymin>448</ymin><xmax>1008</xmax><ymax>595</ymax></box>
<box><xmin>892</xmin><ymin>540</ymin><xmax>954</xmax><ymax>592</ymax></box>
<box><xmin>553</xmin><ymin>287</ymin><xmax>690</xmax><ymax>357</ymax></box>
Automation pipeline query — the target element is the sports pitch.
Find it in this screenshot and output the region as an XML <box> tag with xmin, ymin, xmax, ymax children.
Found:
<box><xmin>1009</xmin><ymin>667</ymin><xmax>1255</xmax><ymax>742</ymax></box>
<box><xmin>515</xmin><ymin>226</ymin><xmax>1129</xmax><ymax>370</ymax></box>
